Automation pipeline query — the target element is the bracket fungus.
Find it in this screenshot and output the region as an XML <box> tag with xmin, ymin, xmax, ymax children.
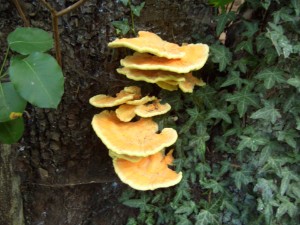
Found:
<box><xmin>108</xmin><ymin>31</ymin><xmax>185</xmax><ymax>59</ymax></box>
<box><xmin>91</xmin><ymin>110</ymin><xmax>178</xmax><ymax>157</ymax></box>
<box><xmin>135</xmin><ymin>100</ymin><xmax>171</xmax><ymax>118</ymax></box>
<box><xmin>116</xmin><ymin>99</ymin><xmax>171</xmax><ymax>122</ymax></box>
<box><xmin>113</xmin><ymin>150</ymin><xmax>183</xmax><ymax>191</ymax></box>
<box><xmin>120</xmin><ymin>44</ymin><xmax>209</xmax><ymax>73</ymax></box>
<box><xmin>117</xmin><ymin>67</ymin><xmax>186</xmax><ymax>84</ymax></box>
<box><xmin>89</xmin><ymin>86</ymin><xmax>141</xmax><ymax>108</ymax></box>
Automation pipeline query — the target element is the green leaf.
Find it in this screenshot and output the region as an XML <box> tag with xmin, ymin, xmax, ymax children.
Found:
<box><xmin>216</xmin><ymin>12</ymin><xmax>236</xmax><ymax>36</ymax></box>
<box><xmin>277</xmin><ymin>129</ymin><xmax>298</xmax><ymax>148</ymax></box>
<box><xmin>209</xmin><ymin>0</ymin><xmax>234</xmax><ymax>11</ymax></box>
<box><xmin>207</xmin><ymin>108</ymin><xmax>232</xmax><ymax>123</ymax></box>
<box><xmin>179</xmin><ymin>108</ymin><xmax>199</xmax><ymax>134</ymax></box>
<box><xmin>7</xmin><ymin>27</ymin><xmax>53</xmax><ymax>55</ymax></box>
<box><xmin>235</xmin><ymin>40</ymin><xmax>253</xmax><ymax>54</ymax></box>
<box><xmin>261</xmin><ymin>0</ymin><xmax>271</xmax><ymax>10</ymax></box>
<box><xmin>266</xmin><ymin>23</ymin><xmax>293</xmax><ymax>58</ymax></box>
<box><xmin>276</xmin><ymin>198</ymin><xmax>298</xmax><ymax>219</ymax></box>
<box><xmin>201</xmin><ymin>179</ymin><xmax>225</xmax><ymax>193</ymax></box>
<box><xmin>225</xmin><ymin>85</ymin><xmax>259</xmax><ymax>117</ymax></box>
<box><xmin>0</xmin><ymin>117</ymin><xmax>24</xmax><ymax>144</ymax></box>
<box><xmin>194</xmin><ymin>86</ymin><xmax>217</xmax><ymax>109</ymax></box>
<box><xmin>120</xmin><ymin>0</ymin><xmax>129</xmax><ymax>6</ymax></box>
<box><xmin>9</xmin><ymin>53</ymin><xmax>64</xmax><ymax>108</ymax></box>
<box><xmin>220</xmin><ymin>71</ymin><xmax>244</xmax><ymax>89</ymax></box>
<box><xmin>256</xmin><ymin>34</ymin><xmax>272</xmax><ymax>52</ymax></box>
<box><xmin>195</xmin><ymin>210</ymin><xmax>219</xmax><ymax>225</ymax></box>
<box><xmin>237</xmin><ymin>135</ymin><xmax>268</xmax><ymax>151</ymax></box>
<box><xmin>287</xmin><ymin>76</ymin><xmax>300</xmax><ymax>91</ymax></box>
<box><xmin>111</xmin><ymin>19</ymin><xmax>130</xmax><ymax>35</ymax></box>
<box><xmin>242</xmin><ymin>21</ymin><xmax>259</xmax><ymax>38</ymax></box>
<box><xmin>250</xmin><ymin>102</ymin><xmax>281</xmax><ymax>124</ymax></box>
<box><xmin>210</xmin><ymin>44</ymin><xmax>232</xmax><ymax>72</ymax></box>
<box><xmin>0</xmin><ymin>82</ymin><xmax>27</xmax><ymax>122</ymax></box>
<box><xmin>231</xmin><ymin>170</ymin><xmax>254</xmax><ymax>189</ymax></box>
<box><xmin>130</xmin><ymin>2</ymin><xmax>145</xmax><ymax>17</ymax></box>
<box><xmin>255</xmin><ymin>67</ymin><xmax>285</xmax><ymax>89</ymax></box>
<box><xmin>291</xmin><ymin>0</ymin><xmax>300</xmax><ymax>16</ymax></box>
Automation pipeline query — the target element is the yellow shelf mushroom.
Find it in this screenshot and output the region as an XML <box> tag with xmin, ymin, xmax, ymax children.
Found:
<box><xmin>113</xmin><ymin>150</ymin><xmax>182</xmax><ymax>191</ymax></box>
<box><xmin>91</xmin><ymin>110</ymin><xmax>178</xmax><ymax>157</ymax></box>
<box><xmin>108</xmin><ymin>31</ymin><xmax>185</xmax><ymax>59</ymax></box>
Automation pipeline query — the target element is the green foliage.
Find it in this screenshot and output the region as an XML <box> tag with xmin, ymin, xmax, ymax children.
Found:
<box><xmin>119</xmin><ymin>1</ymin><xmax>299</xmax><ymax>224</ymax></box>
<box><xmin>112</xmin><ymin>0</ymin><xmax>145</xmax><ymax>35</ymax></box>
<box><xmin>0</xmin><ymin>27</ymin><xmax>64</xmax><ymax>144</ymax></box>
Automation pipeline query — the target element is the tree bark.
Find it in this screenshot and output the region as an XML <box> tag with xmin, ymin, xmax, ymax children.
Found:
<box><xmin>0</xmin><ymin>144</ymin><xmax>24</xmax><ymax>225</ymax></box>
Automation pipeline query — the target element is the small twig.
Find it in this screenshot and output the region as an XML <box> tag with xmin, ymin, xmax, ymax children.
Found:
<box><xmin>228</xmin><ymin>0</ymin><xmax>236</xmax><ymax>13</ymax></box>
<box><xmin>11</xmin><ymin>0</ymin><xmax>30</xmax><ymax>27</ymax></box>
<box><xmin>38</xmin><ymin>0</ymin><xmax>89</xmax><ymax>66</ymax></box>
<box><xmin>56</xmin><ymin>0</ymin><xmax>89</xmax><ymax>17</ymax></box>
<box><xmin>39</xmin><ymin>0</ymin><xmax>56</xmax><ymax>14</ymax></box>
<box><xmin>52</xmin><ymin>15</ymin><xmax>62</xmax><ymax>66</ymax></box>
<box><xmin>128</xmin><ymin>0</ymin><xmax>136</xmax><ymax>35</ymax></box>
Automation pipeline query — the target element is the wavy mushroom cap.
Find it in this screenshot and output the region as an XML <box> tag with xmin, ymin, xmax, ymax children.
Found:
<box><xmin>120</xmin><ymin>43</ymin><xmax>209</xmax><ymax>73</ymax></box>
<box><xmin>178</xmin><ymin>73</ymin><xmax>206</xmax><ymax>93</ymax></box>
<box><xmin>115</xmin><ymin>104</ymin><xmax>137</xmax><ymax>122</ymax></box>
<box><xmin>109</xmin><ymin>149</ymin><xmax>142</xmax><ymax>162</ymax></box>
<box><xmin>89</xmin><ymin>86</ymin><xmax>141</xmax><ymax>108</ymax></box>
<box><xmin>113</xmin><ymin>150</ymin><xmax>183</xmax><ymax>190</ymax></box>
<box><xmin>117</xmin><ymin>67</ymin><xmax>186</xmax><ymax>83</ymax></box>
<box><xmin>92</xmin><ymin>110</ymin><xmax>178</xmax><ymax>156</ymax></box>
<box><xmin>108</xmin><ymin>31</ymin><xmax>185</xmax><ymax>59</ymax></box>
<box><xmin>135</xmin><ymin>100</ymin><xmax>171</xmax><ymax>118</ymax></box>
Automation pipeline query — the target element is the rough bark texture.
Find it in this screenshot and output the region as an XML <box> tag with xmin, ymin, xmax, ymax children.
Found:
<box><xmin>0</xmin><ymin>144</ymin><xmax>24</xmax><ymax>225</ymax></box>
<box><xmin>0</xmin><ymin>0</ymin><xmax>212</xmax><ymax>224</ymax></box>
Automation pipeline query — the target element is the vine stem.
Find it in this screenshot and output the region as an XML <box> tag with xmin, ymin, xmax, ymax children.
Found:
<box><xmin>0</xmin><ymin>46</ymin><xmax>10</xmax><ymax>78</ymax></box>
<box><xmin>11</xmin><ymin>0</ymin><xmax>30</xmax><ymax>27</ymax></box>
<box><xmin>38</xmin><ymin>0</ymin><xmax>88</xmax><ymax>66</ymax></box>
<box><xmin>128</xmin><ymin>0</ymin><xmax>136</xmax><ymax>35</ymax></box>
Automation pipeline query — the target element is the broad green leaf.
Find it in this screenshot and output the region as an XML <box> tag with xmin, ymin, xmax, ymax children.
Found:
<box><xmin>225</xmin><ymin>85</ymin><xmax>259</xmax><ymax>117</ymax></box>
<box><xmin>7</xmin><ymin>27</ymin><xmax>53</xmax><ymax>55</ymax></box>
<box><xmin>0</xmin><ymin>117</ymin><xmax>24</xmax><ymax>144</ymax></box>
<box><xmin>220</xmin><ymin>71</ymin><xmax>244</xmax><ymax>89</ymax></box>
<box><xmin>292</xmin><ymin>0</ymin><xmax>300</xmax><ymax>16</ymax></box>
<box><xmin>276</xmin><ymin>198</ymin><xmax>298</xmax><ymax>219</ymax></box>
<box><xmin>250</xmin><ymin>103</ymin><xmax>281</xmax><ymax>124</ymax></box>
<box><xmin>235</xmin><ymin>40</ymin><xmax>253</xmax><ymax>54</ymax></box>
<box><xmin>277</xmin><ymin>129</ymin><xmax>298</xmax><ymax>148</ymax></box>
<box><xmin>201</xmin><ymin>179</ymin><xmax>225</xmax><ymax>193</ymax></box>
<box><xmin>261</xmin><ymin>0</ymin><xmax>271</xmax><ymax>9</ymax></box>
<box><xmin>9</xmin><ymin>52</ymin><xmax>64</xmax><ymax>108</ymax></box>
<box><xmin>266</xmin><ymin>23</ymin><xmax>293</xmax><ymax>58</ymax></box>
<box><xmin>242</xmin><ymin>21</ymin><xmax>259</xmax><ymax>38</ymax></box>
<box><xmin>180</xmin><ymin>108</ymin><xmax>199</xmax><ymax>134</ymax></box>
<box><xmin>210</xmin><ymin>44</ymin><xmax>232</xmax><ymax>72</ymax></box>
<box><xmin>237</xmin><ymin>135</ymin><xmax>268</xmax><ymax>151</ymax></box>
<box><xmin>255</xmin><ymin>67</ymin><xmax>285</xmax><ymax>89</ymax></box>
<box><xmin>195</xmin><ymin>210</ymin><xmax>219</xmax><ymax>225</ymax></box>
<box><xmin>207</xmin><ymin>108</ymin><xmax>232</xmax><ymax>123</ymax></box>
<box><xmin>287</xmin><ymin>76</ymin><xmax>300</xmax><ymax>91</ymax></box>
<box><xmin>254</xmin><ymin>178</ymin><xmax>277</xmax><ymax>202</ymax></box>
<box><xmin>209</xmin><ymin>0</ymin><xmax>234</xmax><ymax>8</ymax></box>
<box><xmin>231</xmin><ymin>170</ymin><xmax>254</xmax><ymax>189</ymax></box>
<box><xmin>130</xmin><ymin>2</ymin><xmax>145</xmax><ymax>17</ymax></box>
<box><xmin>194</xmin><ymin>86</ymin><xmax>217</xmax><ymax>109</ymax></box>
<box><xmin>0</xmin><ymin>82</ymin><xmax>27</xmax><ymax>122</ymax></box>
<box><xmin>111</xmin><ymin>19</ymin><xmax>130</xmax><ymax>35</ymax></box>
<box><xmin>120</xmin><ymin>0</ymin><xmax>129</xmax><ymax>6</ymax></box>
<box><xmin>256</xmin><ymin>34</ymin><xmax>272</xmax><ymax>52</ymax></box>
<box><xmin>216</xmin><ymin>12</ymin><xmax>236</xmax><ymax>36</ymax></box>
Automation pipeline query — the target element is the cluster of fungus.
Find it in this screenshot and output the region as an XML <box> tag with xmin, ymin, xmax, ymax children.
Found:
<box><xmin>90</xmin><ymin>31</ymin><xmax>209</xmax><ymax>191</ymax></box>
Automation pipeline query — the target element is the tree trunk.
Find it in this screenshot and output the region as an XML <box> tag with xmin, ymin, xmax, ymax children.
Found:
<box><xmin>0</xmin><ymin>144</ymin><xmax>24</xmax><ymax>225</ymax></box>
